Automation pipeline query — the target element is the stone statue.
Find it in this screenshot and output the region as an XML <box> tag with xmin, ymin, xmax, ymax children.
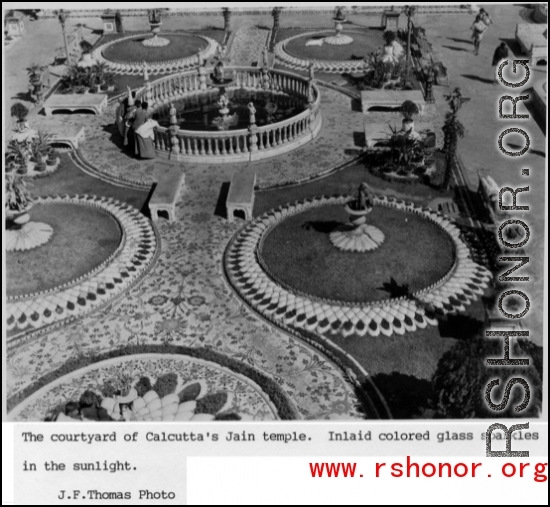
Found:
<box><xmin>218</xmin><ymin>89</ymin><xmax>229</xmax><ymax>111</ymax></box>
<box><xmin>309</xmin><ymin>63</ymin><xmax>315</xmax><ymax>80</ymax></box>
<box><xmin>169</xmin><ymin>102</ymin><xmax>177</xmax><ymax>125</ymax></box>
<box><xmin>215</xmin><ymin>43</ymin><xmax>225</xmax><ymax>61</ymax></box>
<box><xmin>262</xmin><ymin>46</ymin><xmax>269</xmax><ymax>68</ymax></box>
<box><xmin>148</xmin><ymin>9</ymin><xmax>161</xmax><ymax>24</ymax></box>
<box><xmin>142</xmin><ymin>62</ymin><xmax>149</xmax><ymax>82</ymax></box>
<box><xmin>213</xmin><ymin>61</ymin><xmax>225</xmax><ymax>83</ymax></box>
<box><xmin>248</xmin><ymin>102</ymin><xmax>256</xmax><ymax>124</ymax></box>
<box><xmin>446</xmin><ymin>87</ymin><xmax>470</xmax><ymax>115</ymax></box>
<box><xmin>334</xmin><ymin>6</ymin><xmax>347</xmax><ymax>20</ymax></box>
<box><xmin>356</xmin><ymin>182</ymin><xmax>375</xmax><ymax>211</ymax></box>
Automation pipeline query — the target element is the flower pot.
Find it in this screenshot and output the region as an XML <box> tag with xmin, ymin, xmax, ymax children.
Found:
<box><xmin>6</xmin><ymin>202</ymin><xmax>33</xmax><ymax>224</ymax></box>
<box><xmin>16</xmin><ymin>166</ymin><xmax>28</xmax><ymax>175</ymax></box>
<box><xmin>35</xmin><ymin>162</ymin><xmax>47</xmax><ymax>172</ymax></box>
<box><xmin>46</xmin><ymin>156</ymin><xmax>58</xmax><ymax>166</ymax></box>
<box><xmin>402</xmin><ymin>119</ymin><xmax>414</xmax><ymax>132</ymax></box>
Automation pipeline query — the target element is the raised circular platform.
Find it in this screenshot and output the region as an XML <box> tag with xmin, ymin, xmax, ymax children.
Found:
<box><xmin>93</xmin><ymin>32</ymin><xmax>219</xmax><ymax>75</ymax></box>
<box><xmin>225</xmin><ymin>195</ymin><xmax>492</xmax><ymax>338</ymax></box>
<box><xmin>276</xmin><ymin>30</ymin><xmax>385</xmax><ymax>73</ymax></box>
<box><xmin>8</xmin><ymin>353</ymin><xmax>295</xmax><ymax>422</ymax></box>
<box><xmin>6</xmin><ymin>195</ymin><xmax>159</xmax><ymax>345</ymax></box>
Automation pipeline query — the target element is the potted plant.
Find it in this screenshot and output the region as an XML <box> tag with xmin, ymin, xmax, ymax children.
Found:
<box><xmin>7</xmin><ymin>139</ymin><xmax>30</xmax><ymax>173</ymax></box>
<box><xmin>10</xmin><ymin>102</ymin><xmax>30</xmax><ymax>130</ymax></box>
<box><xmin>345</xmin><ymin>182</ymin><xmax>376</xmax><ymax>225</ymax></box>
<box><xmin>400</xmin><ymin>99</ymin><xmax>420</xmax><ymax>132</ymax></box>
<box><xmin>105</xmin><ymin>73</ymin><xmax>116</xmax><ymax>92</ymax></box>
<box><xmin>5</xmin><ymin>172</ymin><xmax>33</xmax><ymax>225</ymax></box>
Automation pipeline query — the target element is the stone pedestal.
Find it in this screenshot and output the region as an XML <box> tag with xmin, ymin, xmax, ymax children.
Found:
<box><xmin>5</xmin><ymin>14</ymin><xmax>26</xmax><ymax>37</ymax></box>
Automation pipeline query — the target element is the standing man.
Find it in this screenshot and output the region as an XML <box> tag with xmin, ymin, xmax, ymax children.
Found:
<box><xmin>492</xmin><ymin>42</ymin><xmax>509</xmax><ymax>84</ymax></box>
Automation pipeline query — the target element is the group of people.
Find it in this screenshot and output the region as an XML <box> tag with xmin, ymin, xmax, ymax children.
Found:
<box><xmin>115</xmin><ymin>87</ymin><xmax>160</xmax><ymax>159</ymax></box>
<box><xmin>470</xmin><ymin>8</ymin><xmax>509</xmax><ymax>84</ymax></box>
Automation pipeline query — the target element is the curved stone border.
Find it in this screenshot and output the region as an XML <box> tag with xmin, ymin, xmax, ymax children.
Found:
<box><xmin>8</xmin><ymin>353</ymin><xmax>287</xmax><ymax>422</ymax></box>
<box><xmin>93</xmin><ymin>32</ymin><xmax>219</xmax><ymax>76</ymax></box>
<box><xmin>224</xmin><ymin>195</ymin><xmax>492</xmax><ymax>338</ymax></box>
<box><xmin>275</xmin><ymin>30</ymin><xmax>368</xmax><ymax>74</ymax></box>
<box><xmin>6</xmin><ymin>195</ymin><xmax>159</xmax><ymax>344</ymax></box>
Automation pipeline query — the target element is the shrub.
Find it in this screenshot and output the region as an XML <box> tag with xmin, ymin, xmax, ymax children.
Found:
<box><xmin>89</xmin><ymin>86</ymin><xmax>98</xmax><ymax>94</ymax></box>
<box><xmin>135</xmin><ymin>376</ymin><xmax>153</xmax><ymax>397</ymax></box>
<box><xmin>11</xmin><ymin>102</ymin><xmax>29</xmax><ymax>122</ymax></box>
<box><xmin>432</xmin><ymin>338</ymin><xmax>542</xmax><ymax>418</ymax></box>
<box><xmin>383</xmin><ymin>30</ymin><xmax>396</xmax><ymax>46</ymax></box>
<box><xmin>153</xmin><ymin>373</ymin><xmax>178</xmax><ymax>398</ymax></box>
<box><xmin>400</xmin><ymin>100</ymin><xmax>420</xmax><ymax>121</ymax></box>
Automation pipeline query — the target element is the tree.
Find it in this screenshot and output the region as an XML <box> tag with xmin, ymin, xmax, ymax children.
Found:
<box><xmin>115</xmin><ymin>10</ymin><xmax>124</xmax><ymax>33</ymax></box>
<box><xmin>441</xmin><ymin>87</ymin><xmax>469</xmax><ymax>190</ymax></box>
<box><xmin>401</xmin><ymin>5</ymin><xmax>417</xmax><ymax>87</ymax></box>
<box><xmin>432</xmin><ymin>337</ymin><xmax>542</xmax><ymax>419</ymax></box>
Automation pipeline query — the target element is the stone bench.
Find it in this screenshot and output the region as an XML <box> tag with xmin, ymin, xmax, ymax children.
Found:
<box><xmin>428</xmin><ymin>197</ymin><xmax>461</xmax><ymax>219</ymax></box>
<box><xmin>516</xmin><ymin>23</ymin><xmax>547</xmax><ymax>66</ymax></box>
<box><xmin>48</xmin><ymin>126</ymin><xmax>86</xmax><ymax>150</ymax></box>
<box><xmin>364</xmin><ymin>121</ymin><xmax>434</xmax><ymax>149</ymax></box>
<box><xmin>149</xmin><ymin>167</ymin><xmax>185</xmax><ymax>222</ymax></box>
<box><xmin>226</xmin><ymin>170</ymin><xmax>256</xmax><ymax>222</ymax></box>
<box><xmin>43</xmin><ymin>93</ymin><xmax>108</xmax><ymax>116</ymax></box>
<box><xmin>361</xmin><ymin>89</ymin><xmax>426</xmax><ymax>115</ymax></box>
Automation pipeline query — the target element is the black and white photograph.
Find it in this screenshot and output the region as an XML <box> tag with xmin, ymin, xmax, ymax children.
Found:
<box><xmin>3</xmin><ymin>2</ymin><xmax>546</xmax><ymax>428</ymax></box>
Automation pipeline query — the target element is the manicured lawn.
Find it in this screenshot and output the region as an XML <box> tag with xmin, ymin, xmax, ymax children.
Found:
<box><xmin>32</xmin><ymin>153</ymin><xmax>149</xmax><ymax>211</ymax></box>
<box><xmin>254</xmin><ymin>157</ymin><xmax>454</xmax><ymax>217</ymax></box>
<box><xmin>102</xmin><ymin>33</ymin><xmax>208</xmax><ymax>63</ymax></box>
<box><xmin>282</xmin><ymin>28</ymin><xmax>386</xmax><ymax>61</ymax></box>
<box><xmin>6</xmin><ymin>203</ymin><xmax>122</xmax><ymax>297</ymax></box>
<box><xmin>261</xmin><ymin>203</ymin><xmax>455</xmax><ymax>303</ymax></box>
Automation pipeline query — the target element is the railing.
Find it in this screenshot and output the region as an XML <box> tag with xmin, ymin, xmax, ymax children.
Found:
<box><xmin>135</xmin><ymin>67</ymin><xmax>322</xmax><ymax>163</ymax></box>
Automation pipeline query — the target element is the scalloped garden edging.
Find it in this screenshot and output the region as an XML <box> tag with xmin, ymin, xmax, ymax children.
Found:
<box><xmin>275</xmin><ymin>30</ymin><xmax>369</xmax><ymax>74</ymax></box>
<box><xmin>7</xmin><ymin>345</ymin><xmax>300</xmax><ymax>421</ymax></box>
<box><xmin>224</xmin><ymin>195</ymin><xmax>492</xmax><ymax>339</ymax></box>
<box><xmin>93</xmin><ymin>32</ymin><xmax>219</xmax><ymax>76</ymax></box>
<box><xmin>6</xmin><ymin>195</ymin><xmax>159</xmax><ymax>347</ymax></box>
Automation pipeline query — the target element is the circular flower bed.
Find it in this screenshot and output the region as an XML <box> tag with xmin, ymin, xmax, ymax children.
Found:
<box><xmin>275</xmin><ymin>30</ymin><xmax>379</xmax><ymax>73</ymax></box>
<box><xmin>93</xmin><ymin>32</ymin><xmax>219</xmax><ymax>75</ymax></box>
<box><xmin>224</xmin><ymin>195</ymin><xmax>492</xmax><ymax>338</ymax></box>
<box><xmin>6</xmin><ymin>195</ymin><xmax>159</xmax><ymax>342</ymax></box>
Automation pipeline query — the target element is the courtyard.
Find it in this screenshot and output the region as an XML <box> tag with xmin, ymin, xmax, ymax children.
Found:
<box><xmin>4</xmin><ymin>4</ymin><xmax>546</xmax><ymax>422</ymax></box>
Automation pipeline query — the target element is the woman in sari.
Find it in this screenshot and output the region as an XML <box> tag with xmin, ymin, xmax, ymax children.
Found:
<box><xmin>134</xmin><ymin>115</ymin><xmax>159</xmax><ymax>159</ymax></box>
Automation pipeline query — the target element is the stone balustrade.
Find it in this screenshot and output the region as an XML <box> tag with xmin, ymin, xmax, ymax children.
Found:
<box><xmin>135</xmin><ymin>67</ymin><xmax>322</xmax><ymax>163</ymax></box>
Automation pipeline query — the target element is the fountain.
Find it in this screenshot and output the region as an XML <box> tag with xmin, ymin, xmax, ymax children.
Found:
<box><xmin>324</xmin><ymin>6</ymin><xmax>354</xmax><ymax>46</ymax></box>
<box><xmin>208</xmin><ymin>61</ymin><xmax>239</xmax><ymax>130</ymax></box>
<box><xmin>330</xmin><ymin>182</ymin><xmax>385</xmax><ymax>252</ymax></box>
<box><xmin>143</xmin><ymin>9</ymin><xmax>170</xmax><ymax>48</ymax></box>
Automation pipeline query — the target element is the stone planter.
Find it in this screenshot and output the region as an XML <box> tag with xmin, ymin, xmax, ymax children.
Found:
<box><xmin>6</xmin><ymin>202</ymin><xmax>33</xmax><ymax>226</ymax></box>
<box><xmin>344</xmin><ymin>203</ymin><xmax>372</xmax><ymax>225</ymax></box>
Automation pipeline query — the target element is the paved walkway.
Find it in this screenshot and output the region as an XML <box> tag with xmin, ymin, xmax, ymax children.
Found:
<box><xmin>227</xmin><ymin>26</ymin><xmax>270</xmax><ymax>66</ymax></box>
<box><xmin>416</xmin><ymin>4</ymin><xmax>546</xmax><ymax>343</ymax></box>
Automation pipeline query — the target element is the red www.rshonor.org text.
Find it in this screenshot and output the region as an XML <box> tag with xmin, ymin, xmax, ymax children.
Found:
<box><xmin>309</xmin><ymin>457</ymin><xmax>548</xmax><ymax>481</ymax></box>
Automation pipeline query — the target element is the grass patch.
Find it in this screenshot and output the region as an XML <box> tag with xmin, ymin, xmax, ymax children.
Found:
<box><xmin>6</xmin><ymin>203</ymin><xmax>122</xmax><ymax>297</ymax></box>
<box><xmin>283</xmin><ymin>28</ymin><xmax>386</xmax><ymax>61</ymax></box>
<box><xmin>103</xmin><ymin>33</ymin><xmax>208</xmax><ymax>63</ymax></box>
<box><xmin>32</xmin><ymin>153</ymin><xmax>149</xmax><ymax>211</ymax></box>
<box><xmin>261</xmin><ymin>203</ymin><xmax>455</xmax><ymax>303</ymax></box>
<box><xmin>254</xmin><ymin>158</ymin><xmax>453</xmax><ymax>217</ymax></box>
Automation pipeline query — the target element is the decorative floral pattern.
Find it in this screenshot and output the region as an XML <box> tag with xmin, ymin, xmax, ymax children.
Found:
<box><xmin>10</xmin><ymin>355</ymin><xmax>285</xmax><ymax>422</ymax></box>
